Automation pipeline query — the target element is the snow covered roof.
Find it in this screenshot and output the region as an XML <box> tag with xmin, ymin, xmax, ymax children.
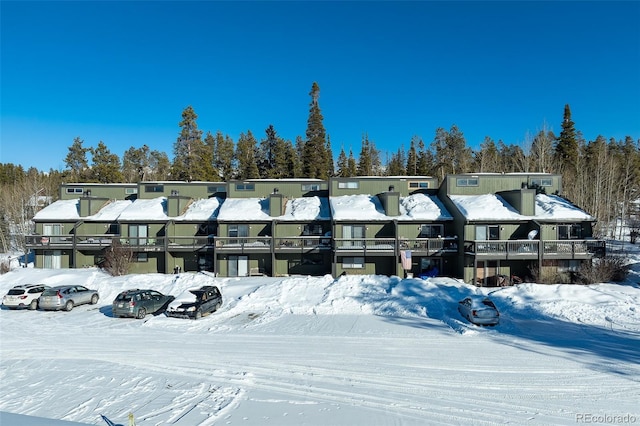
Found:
<box><xmin>32</xmin><ymin>192</ymin><xmax>592</xmax><ymax>224</ymax></box>
<box><xmin>449</xmin><ymin>194</ymin><xmax>594</xmax><ymax>221</ymax></box>
<box><xmin>535</xmin><ymin>194</ymin><xmax>594</xmax><ymax>221</ymax></box>
<box><xmin>85</xmin><ymin>200</ymin><xmax>133</xmax><ymax>221</ymax></box>
<box><xmin>330</xmin><ymin>195</ymin><xmax>389</xmax><ymax>221</ymax></box>
<box><xmin>33</xmin><ymin>199</ymin><xmax>80</xmax><ymax>220</ymax></box>
<box><xmin>174</xmin><ymin>197</ymin><xmax>222</xmax><ymax>221</ymax></box>
<box><xmin>277</xmin><ymin>196</ymin><xmax>331</xmax><ymax>221</ymax></box>
<box><xmin>118</xmin><ymin>197</ymin><xmax>168</xmax><ymax>221</ymax></box>
<box><xmin>217</xmin><ymin>198</ymin><xmax>271</xmax><ymax>221</ymax></box>
<box><xmin>449</xmin><ymin>194</ymin><xmax>523</xmax><ymax>221</ymax></box>
<box><xmin>329</xmin><ymin>194</ymin><xmax>452</xmax><ymax>221</ymax></box>
<box><xmin>398</xmin><ymin>193</ymin><xmax>453</xmax><ymax>221</ymax></box>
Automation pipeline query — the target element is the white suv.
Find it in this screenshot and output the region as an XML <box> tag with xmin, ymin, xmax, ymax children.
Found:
<box><xmin>2</xmin><ymin>284</ymin><xmax>50</xmax><ymax>310</ymax></box>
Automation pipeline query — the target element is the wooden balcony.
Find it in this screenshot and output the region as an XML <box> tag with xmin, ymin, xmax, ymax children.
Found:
<box><xmin>398</xmin><ymin>237</ymin><xmax>458</xmax><ymax>255</ymax></box>
<box><xmin>464</xmin><ymin>240</ymin><xmax>539</xmax><ymax>260</ymax></box>
<box><xmin>274</xmin><ymin>236</ymin><xmax>332</xmax><ymax>253</ymax></box>
<box><xmin>26</xmin><ymin>234</ymin><xmax>117</xmax><ymax>249</ymax></box>
<box><xmin>334</xmin><ymin>238</ymin><xmax>396</xmax><ymax>256</ymax></box>
<box><xmin>542</xmin><ymin>239</ymin><xmax>606</xmax><ymax>259</ymax></box>
<box><xmin>214</xmin><ymin>237</ymin><xmax>272</xmax><ymax>253</ymax></box>
<box><xmin>464</xmin><ymin>239</ymin><xmax>606</xmax><ymax>260</ymax></box>
<box><xmin>166</xmin><ymin>236</ymin><xmax>215</xmax><ymax>251</ymax></box>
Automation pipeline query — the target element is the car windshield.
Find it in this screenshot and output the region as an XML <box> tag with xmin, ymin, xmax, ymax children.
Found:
<box><xmin>482</xmin><ymin>300</ymin><xmax>496</xmax><ymax>308</ymax></box>
<box><xmin>7</xmin><ymin>289</ymin><xmax>25</xmax><ymax>295</ymax></box>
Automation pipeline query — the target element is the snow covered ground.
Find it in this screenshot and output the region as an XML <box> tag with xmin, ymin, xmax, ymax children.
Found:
<box><xmin>1</xmin><ymin>243</ymin><xmax>639</xmax><ymax>425</ymax></box>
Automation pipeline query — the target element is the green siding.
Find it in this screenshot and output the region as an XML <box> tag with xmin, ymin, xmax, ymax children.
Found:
<box><xmin>60</xmin><ymin>183</ymin><xmax>137</xmax><ymax>200</ymax></box>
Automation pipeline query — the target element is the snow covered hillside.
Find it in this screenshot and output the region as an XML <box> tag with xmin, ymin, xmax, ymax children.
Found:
<box><xmin>1</xmin><ymin>246</ymin><xmax>639</xmax><ymax>425</ymax></box>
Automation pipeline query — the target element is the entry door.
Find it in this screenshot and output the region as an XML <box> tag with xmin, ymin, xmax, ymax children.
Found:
<box><xmin>229</xmin><ymin>255</ymin><xmax>249</xmax><ymax>277</ymax></box>
<box><xmin>44</xmin><ymin>250</ymin><xmax>62</xmax><ymax>269</ymax></box>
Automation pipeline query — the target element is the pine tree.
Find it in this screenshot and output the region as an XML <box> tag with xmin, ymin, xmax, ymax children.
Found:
<box><xmin>171</xmin><ymin>106</ymin><xmax>205</xmax><ymax>181</ymax></box>
<box><xmin>336</xmin><ymin>148</ymin><xmax>349</xmax><ymax>177</ymax></box>
<box><xmin>406</xmin><ymin>138</ymin><xmax>418</xmax><ymax>175</ymax></box>
<box><xmin>431</xmin><ymin>125</ymin><xmax>472</xmax><ymax>180</ymax></box>
<box><xmin>149</xmin><ymin>150</ymin><xmax>171</xmax><ymax>181</ymax></box>
<box><xmin>302</xmin><ymin>82</ymin><xmax>328</xmax><ymax>179</ymax></box>
<box><xmin>90</xmin><ymin>141</ymin><xmax>123</xmax><ymax>183</ymax></box>
<box><xmin>255</xmin><ymin>125</ymin><xmax>292</xmax><ymax>179</ymax></box>
<box><xmin>555</xmin><ymin>104</ymin><xmax>579</xmax><ymax>174</ymax></box>
<box><xmin>416</xmin><ymin>138</ymin><xmax>432</xmax><ymax>176</ymax></box>
<box><xmin>347</xmin><ymin>149</ymin><xmax>357</xmax><ymax>176</ymax></box>
<box><xmin>325</xmin><ymin>136</ymin><xmax>334</xmax><ymax>178</ymax></box>
<box><xmin>283</xmin><ymin>139</ymin><xmax>301</xmax><ymax>178</ymax></box>
<box><xmin>387</xmin><ymin>148</ymin><xmax>406</xmax><ymax>176</ymax></box>
<box><xmin>122</xmin><ymin>145</ymin><xmax>150</xmax><ymax>182</ymax></box>
<box><xmin>64</xmin><ymin>137</ymin><xmax>90</xmax><ymax>182</ymax></box>
<box><xmin>236</xmin><ymin>131</ymin><xmax>260</xmax><ymax>179</ymax></box>
<box><xmin>476</xmin><ymin>137</ymin><xmax>499</xmax><ymax>172</ymax></box>
<box><xmin>202</xmin><ymin>132</ymin><xmax>219</xmax><ymax>181</ymax></box>
<box><xmin>293</xmin><ymin>136</ymin><xmax>306</xmax><ymax>178</ymax></box>
<box><xmin>214</xmin><ymin>132</ymin><xmax>236</xmax><ymax>181</ymax></box>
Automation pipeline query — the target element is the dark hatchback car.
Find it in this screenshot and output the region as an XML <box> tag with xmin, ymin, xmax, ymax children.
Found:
<box><xmin>112</xmin><ymin>289</ymin><xmax>175</xmax><ymax>319</ymax></box>
<box><xmin>166</xmin><ymin>285</ymin><xmax>222</xmax><ymax>319</ymax></box>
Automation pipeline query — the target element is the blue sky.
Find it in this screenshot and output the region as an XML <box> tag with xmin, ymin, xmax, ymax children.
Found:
<box><xmin>1</xmin><ymin>1</ymin><xmax>639</xmax><ymax>172</ymax></box>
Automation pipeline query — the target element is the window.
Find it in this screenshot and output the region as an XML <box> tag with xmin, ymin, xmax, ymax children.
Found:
<box><xmin>43</xmin><ymin>250</ymin><xmax>62</xmax><ymax>269</ymax></box>
<box><xmin>456</xmin><ymin>178</ymin><xmax>479</xmax><ymax>187</ymax></box>
<box><xmin>409</xmin><ymin>181</ymin><xmax>429</xmax><ymax>189</ymax></box>
<box><xmin>475</xmin><ymin>225</ymin><xmax>499</xmax><ymax>240</ymax></box>
<box><xmin>419</xmin><ymin>224</ymin><xmax>443</xmax><ymax>238</ymax></box>
<box><xmin>343</xmin><ymin>225</ymin><xmax>365</xmax><ymax>247</ymax></box>
<box><xmin>145</xmin><ymin>185</ymin><xmax>164</xmax><ymax>193</ymax></box>
<box><xmin>66</xmin><ymin>187</ymin><xmax>83</xmax><ymax>194</ymax></box>
<box><xmin>530</xmin><ymin>178</ymin><xmax>553</xmax><ymax>187</ymax></box>
<box><xmin>338</xmin><ymin>181</ymin><xmax>359</xmax><ymax>189</ymax></box>
<box><xmin>106</xmin><ymin>223</ymin><xmax>119</xmax><ymax>235</ymax></box>
<box><xmin>129</xmin><ymin>224</ymin><xmax>148</xmax><ymax>245</ymax></box>
<box><xmin>236</xmin><ymin>183</ymin><xmax>255</xmax><ymax>191</ymax></box>
<box><xmin>208</xmin><ymin>185</ymin><xmax>226</xmax><ymax>193</ymax></box>
<box><xmin>303</xmin><ymin>224</ymin><xmax>323</xmax><ymax>236</ymax></box>
<box><xmin>134</xmin><ymin>253</ymin><xmax>148</xmax><ymax>262</ymax></box>
<box><xmin>125</xmin><ymin>188</ymin><xmax>138</xmax><ymax>195</ymax></box>
<box><xmin>43</xmin><ymin>224</ymin><xmax>65</xmax><ymax>243</ymax></box>
<box><xmin>558</xmin><ymin>224</ymin><xmax>582</xmax><ymax>240</ymax></box>
<box><xmin>228</xmin><ymin>224</ymin><xmax>249</xmax><ymax>244</ymax></box>
<box><xmin>302</xmin><ymin>184</ymin><xmax>321</xmax><ymax>191</ymax></box>
<box><xmin>342</xmin><ymin>257</ymin><xmax>364</xmax><ymax>268</ymax></box>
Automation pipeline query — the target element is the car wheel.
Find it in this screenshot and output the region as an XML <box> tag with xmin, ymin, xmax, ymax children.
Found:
<box><xmin>29</xmin><ymin>299</ymin><xmax>38</xmax><ymax>310</ymax></box>
<box><xmin>136</xmin><ymin>308</ymin><xmax>147</xmax><ymax>319</ymax></box>
<box><xmin>195</xmin><ymin>309</ymin><xmax>202</xmax><ymax>320</ymax></box>
<box><xmin>90</xmin><ymin>294</ymin><xmax>99</xmax><ymax>305</ymax></box>
<box><xmin>64</xmin><ymin>300</ymin><xmax>74</xmax><ymax>311</ymax></box>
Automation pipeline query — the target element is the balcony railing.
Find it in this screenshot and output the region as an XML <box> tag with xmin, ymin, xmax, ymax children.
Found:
<box><xmin>464</xmin><ymin>239</ymin><xmax>605</xmax><ymax>259</ymax></box>
<box><xmin>274</xmin><ymin>236</ymin><xmax>332</xmax><ymax>251</ymax></box>
<box><xmin>26</xmin><ymin>235</ymin><xmax>75</xmax><ymax>246</ymax></box>
<box><xmin>167</xmin><ymin>236</ymin><xmax>215</xmax><ymax>250</ymax></box>
<box><xmin>214</xmin><ymin>237</ymin><xmax>273</xmax><ymax>251</ymax></box>
<box><xmin>399</xmin><ymin>238</ymin><xmax>458</xmax><ymax>254</ymax></box>
<box><xmin>334</xmin><ymin>238</ymin><xmax>396</xmax><ymax>253</ymax></box>
<box><xmin>543</xmin><ymin>239</ymin><xmax>606</xmax><ymax>258</ymax></box>
<box><xmin>465</xmin><ymin>240</ymin><xmax>540</xmax><ymax>259</ymax></box>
